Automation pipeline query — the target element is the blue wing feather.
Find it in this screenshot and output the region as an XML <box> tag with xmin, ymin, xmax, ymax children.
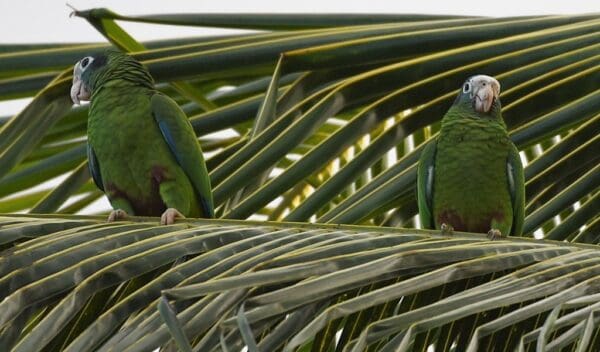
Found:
<box><xmin>417</xmin><ymin>140</ymin><xmax>437</xmax><ymax>229</ymax></box>
<box><xmin>87</xmin><ymin>144</ymin><xmax>104</xmax><ymax>192</ymax></box>
<box><xmin>507</xmin><ymin>144</ymin><xmax>525</xmax><ymax>235</ymax></box>
<box><xmin>157</xmin><ymin>121</ymin><xmax>183</xmax><ymax>166</ymax></box>
<box><xmin>152</xmin><ymin>93</ymin><xmax>214</xmax><ymax>218</ymax></box>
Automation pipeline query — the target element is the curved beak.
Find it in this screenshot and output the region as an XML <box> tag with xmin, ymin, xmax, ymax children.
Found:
<box><xmin>70</xmin><ymin>61</ymin><xmax>91</xmax><ymax>105</ymax></box>
<box><xmin>472</xmin><ymin>76</ymin><xmax>500</xmax><ymax>113</ymax></box>
<box><xmin>474</xmin><ymin>84</ymin><xmax>495</xmax><ymax>113</ymax></box>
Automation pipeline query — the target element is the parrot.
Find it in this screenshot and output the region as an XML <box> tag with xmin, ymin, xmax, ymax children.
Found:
<box><xmin>70</xmin><ymin>50</ymin><xmax>214</xmax><ymax>224</ymax></box>
<box><xmin>417</xmin><ymin>75</ymin><xmax>525</xmax><ymax>238</ymax></box>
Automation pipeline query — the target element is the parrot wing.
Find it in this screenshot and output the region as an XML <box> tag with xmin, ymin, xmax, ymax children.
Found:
<box><xmin>87</xmin><ymin>144</ymin><xmax>104</xmax><ymax>192</ymax></box>
<box><xmin>151</xmin><ymin>93</ymin><xmax>215</xmax><ymax>218</ymax></box>
<box><xmin>417</xmin><ymin>139</ymin><xmax>438</xmax><ymax>229</ymax></box>
<box><xmin>507</xmin><ymin>143</ymin><xmax>525</xmax><ymax>235</ymax></box>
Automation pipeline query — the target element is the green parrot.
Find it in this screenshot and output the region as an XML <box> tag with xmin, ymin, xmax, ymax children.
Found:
<box><xmin>417</xmin><ymin>75</ymin><xmax>525</xmax><ymax>238</ymax></box>
<box><xmin>70</xmin><ymin>50</ymin><xmax>214</xmax><ymax>224</ymax></box>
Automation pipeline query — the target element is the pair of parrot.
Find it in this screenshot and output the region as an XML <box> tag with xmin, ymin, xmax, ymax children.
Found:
<box><xmin>71</xmin><ymin>50</ymin><xmax>523</xmax><ymax>236</ymax></box>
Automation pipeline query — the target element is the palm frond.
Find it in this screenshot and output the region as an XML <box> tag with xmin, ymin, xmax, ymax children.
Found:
<box><xmin>1</xmin><ymin>215</ymin><xmax>599</xmax><ymax>351</ymax></box>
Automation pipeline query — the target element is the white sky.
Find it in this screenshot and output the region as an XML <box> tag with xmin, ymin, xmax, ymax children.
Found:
<box><xmin>1</xmin><ymin>0</ymin><xmax>599</xmax><ymax>44</ymax></box>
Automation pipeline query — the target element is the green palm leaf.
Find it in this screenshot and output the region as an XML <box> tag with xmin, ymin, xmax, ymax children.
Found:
<box><xmin>0</xmin><ymin>10</ymin><xmax>598</xmax><ymax>351</ymax></box>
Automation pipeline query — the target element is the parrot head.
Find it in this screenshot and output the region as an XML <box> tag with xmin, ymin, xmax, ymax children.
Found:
<box><xmin>454</xmin><ymin>75</ymin><xmax>501</xmax><ymax>116</ymax></box>
<box><xmin>70</xmin><ymin>50</ymin><xmax>153</xmax><ymax>105</ymax></box>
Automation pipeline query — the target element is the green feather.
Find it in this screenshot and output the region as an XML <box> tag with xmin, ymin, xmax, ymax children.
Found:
<box><xmin>417</xmin><ymin>139</ymin><xmax>437</xmax><ymax>229</ymax></box>
<box><xmin>87</xmin><ymin>144</ymin><xmax>103</xmax><ymax>192</ymax></box>
<box><xmin>151</xmin><ymin>93</ymin><xmax>214</xmax><ymax>218</ymax></box>
<box><xmin>507</xmin><ymin>143</ymin><xmax>525</xmax><ymax>235</ymax></box>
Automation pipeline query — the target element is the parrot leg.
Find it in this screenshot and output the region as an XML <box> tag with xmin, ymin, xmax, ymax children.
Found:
<box><xmin>107</xmin><ymin>198</ymin><xmax>134</xmax><ymax>222</ymax></box>
<box><xmin>108</xmin><ymin>209</ymin><xmax>129</xmax><ymax>222</ymax></box>
<box><xmin>440</xmin><ymin>223</ymin><xmax>454</xmax><ymax>236</ymax></box>
<box><xmin>158</xmin><ymin>180</ymin><xmax>192</xmax><ymax>225</ymax></box>
<box><xmin>487</xmin><ymin>228</ymin><xmax>504</xmax><ymax>240</ymax></box>
<box><xmin>161</xmin><ymin>208</ymin><xmax>185</xmax><ymax>225</ymax></box>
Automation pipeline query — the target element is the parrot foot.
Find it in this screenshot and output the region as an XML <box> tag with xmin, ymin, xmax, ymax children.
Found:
<box><xmin>440</xmin><ymin>223</ymin><xmax>454</xmax><ymax>236</ymax></box>
<box><xmin>161</xmin><ymin>208</ymin><xmax>185</xmax><ymax>225</ymax></box>
<box><xmin>487</xmin><ymin>229</ymin><xmax>504</xmax><ymax>240</ymax></box>
<box><xmin>108</xmin><ymin>209</ymin><xmax>128</xmax><ymax>222</ymax></box>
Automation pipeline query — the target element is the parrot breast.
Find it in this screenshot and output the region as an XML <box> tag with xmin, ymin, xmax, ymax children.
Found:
<box><xmin>432</xmin><ymin>115</ymin><xmax>514</xmax><ymax>234</ymax></box>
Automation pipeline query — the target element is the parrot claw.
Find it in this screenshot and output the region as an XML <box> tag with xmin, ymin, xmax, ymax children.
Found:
<box><xmin>487</xmin><ymin>228</ymin><xmax>504</xmax><ymax>240</ymax></box>
<box><xmin>108</xmin><ymin>209</ymin><xmax>128</xmax><ymax>222</ymax></box>
<box><xmin>440</xmin><ymin>223</ymin><xmax>454</xmax><ymax>236</ymax></box>
<box><xmin>161</xmin><ymin>208</ymin><xmax>185</xmax><ymax>225</ymax></box>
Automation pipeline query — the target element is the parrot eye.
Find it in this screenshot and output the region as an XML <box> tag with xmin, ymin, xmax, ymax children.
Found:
<box><xmin>463</xmin><ymin>83</ymin><xmax>471</xmax><ymax>93</ymax></box>
<box><xmin>80</xmin><ymin>56</ymin><xmax>94</xmax><ymax>69</ymax></box>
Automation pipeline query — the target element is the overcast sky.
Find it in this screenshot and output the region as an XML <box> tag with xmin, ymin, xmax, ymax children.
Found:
<box><xmin>1</xmin><ymin>0</ymin><xmax>598</xmax><ymax>44</ymax></box>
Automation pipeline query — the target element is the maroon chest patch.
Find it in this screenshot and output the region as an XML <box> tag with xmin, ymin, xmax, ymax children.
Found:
<box><xmin>151</xmin><ymin>165</ymin><xmax>168</xmax><ymax>184</ymax></box>
<box><xmin>437</xmin><ymin>210</ymin><xmax>467</xmax><ymax>231</ymax></box>
<box><xmin>437</xmin><ymin>209</ymin><xmax>506</xmax><ymax>233</ymax></box>
<box><xmin>106</xmin><ymin>181</ymin><xmax>166</xmax><ymax>216</ymax></box>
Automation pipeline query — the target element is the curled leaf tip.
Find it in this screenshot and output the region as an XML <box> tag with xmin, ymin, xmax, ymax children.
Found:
<box><xmin>66</xmin><ymin>3</ymin><xmax>78</xmax><ymax>17</ymax></box>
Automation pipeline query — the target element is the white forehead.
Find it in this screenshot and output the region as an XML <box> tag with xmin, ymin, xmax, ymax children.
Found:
<box><xmin>469</xmin><ymin>75</ymin><xmax>501</xmax><ymax>91</ymax></box>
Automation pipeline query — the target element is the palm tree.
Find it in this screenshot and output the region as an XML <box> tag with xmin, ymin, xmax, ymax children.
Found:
<box><xmin>0</xmin><ymin>9</ymin><xmax>598</xmax><ymax>351</ymax></box>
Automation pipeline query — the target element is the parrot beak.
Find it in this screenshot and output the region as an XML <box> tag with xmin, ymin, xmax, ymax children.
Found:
<box><xmin>471</xmin><ymin>75</ymin><xmax>500</xmax><ymax>114</ymax></box>
<box><xmin>474</xmin><ymin>86</ymin><xmax>494</xmax><ymax>113</ymax></box>
<box><xmin>70</xmin><ymin>61</ymin><xmax>91</xmax><ymax>105</ymax></box>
